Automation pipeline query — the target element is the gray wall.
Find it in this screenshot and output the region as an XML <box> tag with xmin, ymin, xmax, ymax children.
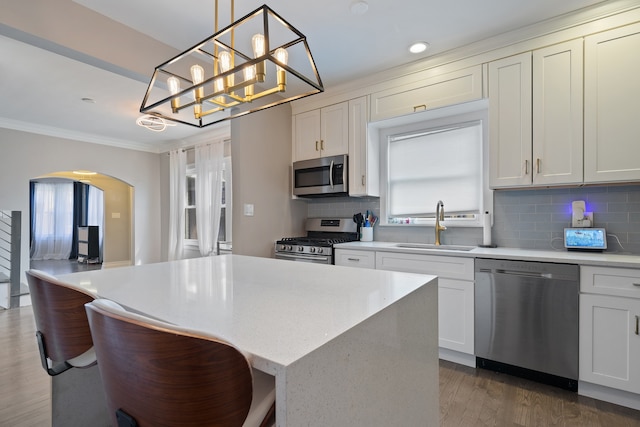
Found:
<box><xmin>231</xmin><ymin>104</ymin><xmax>308</xmax><ymax>257</ymax></box>
<box><xmin>306</xmin><ymin>184</ymin><xmax>640</xmax><ymax>255</ymax></box>
<box><xmin>0</xmin><ymin>128</ymin><xmax>162</xmax><ymax>274</ymax></box>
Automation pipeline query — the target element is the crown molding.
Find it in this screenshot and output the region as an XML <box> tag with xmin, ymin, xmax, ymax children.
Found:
<box><xmin>0</xmin><ymin>117</ymin><xmax>163</xmax><ymax>153</ymax></box>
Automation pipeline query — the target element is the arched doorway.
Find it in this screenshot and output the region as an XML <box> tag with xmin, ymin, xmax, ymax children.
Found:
<box><xmin>29</xmin><ymin>170</ymin><xmax>134</xmax><ymax>274</ymax></box>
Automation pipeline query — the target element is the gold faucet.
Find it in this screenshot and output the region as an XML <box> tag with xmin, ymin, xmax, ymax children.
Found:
<box><xmin>435</xmin><ymin>200</ymin><xmax>446</xmax><ymax>245</ymax></box>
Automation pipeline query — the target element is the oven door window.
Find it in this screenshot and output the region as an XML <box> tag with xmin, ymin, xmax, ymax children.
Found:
<box><xmin>295</xmin><ymin>165</ymin><xmax>344</xmax><ymax>188</ymax></box>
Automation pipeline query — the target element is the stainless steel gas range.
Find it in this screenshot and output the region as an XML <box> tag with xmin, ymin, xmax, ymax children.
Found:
<box><xmin>274</xmin><ymin>218</ymin><xmax>358</xmax><ymax>264</ymax></box>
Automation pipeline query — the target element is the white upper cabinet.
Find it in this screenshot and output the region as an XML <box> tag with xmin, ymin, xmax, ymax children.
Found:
<box><xmin>293</xmin><ymin>102</ymin><xmax>349</xmax><ymax>162</ymax></box>
<box><xmin>348</xmin><ymin>96</ymin><xmax>379</xmax><ymax>197</ymax></box>
<box><xmin>584</xmin><ymin>22</ymin><xmax>640</xmax><ymax>183</ymax></box>
<box><xmin>533</xmin><ymin>40</ymin><xmax>584</xmax><ymax>185</ymax></box>
<box><xmin>489</xmin><ymin>39</ymin><xmax>584</xmax><ymax>188</ymax></box>
<box><xmin>489</xmin><ymin>52</ymin><xmax>532</xmax><ymax>187</ymax></box>
<box><xmin>370</xmin><ymin>66</ymin><xmax>482</xmax><ymax>122</ymax></box>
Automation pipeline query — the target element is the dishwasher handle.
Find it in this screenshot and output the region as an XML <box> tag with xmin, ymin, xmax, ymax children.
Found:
<box><xmin>477</xmin><ymin>267</ymin><xmax>572</xmax><ymax>281</ymax></box>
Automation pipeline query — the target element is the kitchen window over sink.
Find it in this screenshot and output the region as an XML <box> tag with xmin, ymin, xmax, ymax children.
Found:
<box><xmin>377</xmin><ymin>99</ymin><xmax>492</xmax><ymax>227</ymax></box>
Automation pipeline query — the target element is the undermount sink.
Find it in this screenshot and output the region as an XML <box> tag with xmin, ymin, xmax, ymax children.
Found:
<box><xmin>394</xmin><ymin>243</ymin><xmax>476</xmax><ymax>251</ymax></box>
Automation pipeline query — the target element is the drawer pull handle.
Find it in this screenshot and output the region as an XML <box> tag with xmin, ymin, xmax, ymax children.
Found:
<box><xmin>633</xmin><ymin>283</ymin><xmax>640</xmax><ymax>287</ymax></box>
<box><xmin>347</xmin><ymin>258</ymin><xmax>360</xmax><ymax>262</ymax></box>
<box><xmin>636</xmin><ymin>315</ymin><xmax>639</xmax><ymax>336</ymax></box>
<box><xmin>413</xmin><ymin>104</ymin><xmax>427</xmax><ymax>112</ymax></box>
<box><xmin>315</xmin><ymin>141</ymin><xmax>319</xmax><ymax>151</ymax></box>
<box><xmin>320</xmin><ymin>140</ymin><xmax>325</xmax><ymax>151</ymax></box>
<box><xmin>525</xmin><ymin>160</ymin><xmax>529</xmax><ymax>175</ymax></box>
<box><xmin>537</xmin><ymin>158</ymin><xmax>541</xmax><ymax>174</ymax></box>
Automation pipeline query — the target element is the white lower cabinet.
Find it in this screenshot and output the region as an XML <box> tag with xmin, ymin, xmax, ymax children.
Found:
<box><xmin>579</xmin><ymin>266</ymin><xmax>640</xmax><ymax>407</ymax></box>
<box><xmin>580</xmin><ymin>294</ymin><xmax>640</xmax><ymax>394</ymax></box>
<box><xmin>375</xmin><ymin>251</ymin><xmax>475</xmax><ymax>366</ymax></box>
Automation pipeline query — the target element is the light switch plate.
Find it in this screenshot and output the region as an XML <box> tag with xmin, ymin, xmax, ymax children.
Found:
<box><xmin>243</xmin><ymin>204</ymin><xmax>254</xmax><ymax>217</ymax></box>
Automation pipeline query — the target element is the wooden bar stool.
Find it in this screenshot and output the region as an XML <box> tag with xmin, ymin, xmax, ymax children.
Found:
<box><xmin>85</xmin><ymin>299</ymin><xmax>276</xmax><ymax>427</ymax></box>
<box><xmin>26</xmin><ymin>269</ymin><xmax>97</xmax><ymax>375</ymax></box>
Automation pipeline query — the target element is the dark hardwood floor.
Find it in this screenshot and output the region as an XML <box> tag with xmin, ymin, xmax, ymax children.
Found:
<box><xmin>2</xmin><ymin>305</ymin><xmax>639</xmax><ymax>426</ymax></box>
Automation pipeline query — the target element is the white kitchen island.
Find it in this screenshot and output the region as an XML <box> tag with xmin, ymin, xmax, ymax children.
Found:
<box><xmin>57</xmin><ymin>254</ymin><xmax>439</xmax><ymax>426</ymax></box>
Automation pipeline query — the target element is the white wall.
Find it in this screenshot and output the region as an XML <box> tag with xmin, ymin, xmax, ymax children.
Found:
<box><xmin>0</xmin><ymin>128</ymin><xmax>162</xmax><ymax>279</ymax></box>
<box><xmin>231</xmin><ymin>103</ymin><xmax>308</xmax><ymax>257</ymax></box>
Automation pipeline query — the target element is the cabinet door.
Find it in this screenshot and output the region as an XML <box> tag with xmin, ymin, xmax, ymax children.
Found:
<box><xmin>370</xmin><ymin>66</ymin><xmax>483</xmax><ymax>121</ymax></box>
<box><xmin>439</xmin><ymin>278</ymin><xmax>474</xmax><ymax>354</ymax></box>
<box><xmin>580</xmin><ymin>293</ymin><xmax>640</xmax><ymax>394</ymax></box>
<box><xmin>532</xmin><ymin>40</ymin><xmax>583</xmax><ymax>185</ymax></box>
<box><xmin>489</xmin><ymin>52</ymin><xmax>532</xmax><ymax>188</ymax></box>
<box><xmin>320</xmin><ymin>102</ymin><xmax>349</xmax><ymax>157</ymax></box>
<box><xmin>585</xmin><ymin>23</ymin><xmax>640</xmax><ymax>183</ymax></box>
<box><xmin>348</xmin><ymin>96</ymin><xmax>379</xmax><ymax>197</ymax></box>
<box><xmin>293</xmin><ymin>109</ymin><xmax>321</xmax><ymax>161</ymax></box>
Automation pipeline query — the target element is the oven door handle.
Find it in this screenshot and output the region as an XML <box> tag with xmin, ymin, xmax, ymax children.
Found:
<box><xmin>276</xmin><ymin>252</ymin><xmax>331</xmax><ymax>264</ymax></box>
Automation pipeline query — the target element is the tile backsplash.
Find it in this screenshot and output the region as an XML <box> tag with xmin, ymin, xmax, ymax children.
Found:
<box><xmin>306</xmin><ymin>184</ymin><xmax>640</xmax><ymax>255</ymax></box>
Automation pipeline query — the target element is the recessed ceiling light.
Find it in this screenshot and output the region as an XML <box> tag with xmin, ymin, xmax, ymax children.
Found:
<box><xmin>409</xmin><ymin>42</ymin><xmax>430</xmax><ymax>54</ymax></box>
<box><xmin>350</xmin><ymin>0</ymin><xmax>369</xmax><ymax>15</ymax></box>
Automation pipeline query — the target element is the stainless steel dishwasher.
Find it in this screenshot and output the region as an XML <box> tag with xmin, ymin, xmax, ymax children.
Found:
<box><xmin>475</xmin><ymin>258</ymin><xmax>579</xmax><ymax>391</ymax></box>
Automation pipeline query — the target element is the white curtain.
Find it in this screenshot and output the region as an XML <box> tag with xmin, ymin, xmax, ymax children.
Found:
<box><xmin>168</xmin><ymin>149</ymin><xmax>186</xmax><ymax>260</ymax></box>
<box><xmin>195</xmin><ymin>142</ymin><xmax>224</xmax><ymax>256</ymax></box>
<box><xmin>87</xmin><ymin>185</ymin><xmax>104</xmax><ymax>261</ymax></box>
<box><xmin>31</xmin><ymin>182</ymin><xmax>74</xmax><ymax>260</ymax></box>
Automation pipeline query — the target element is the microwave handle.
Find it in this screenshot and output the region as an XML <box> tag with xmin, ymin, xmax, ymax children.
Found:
<box><xmin>329</xmin><ymin>160</ymin><xmax>334</xmax><ymax>188</ymax></box>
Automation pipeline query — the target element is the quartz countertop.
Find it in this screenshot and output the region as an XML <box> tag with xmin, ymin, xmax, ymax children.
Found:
<box><xmin>58</xmin><ymin>254</ymin><xmax>437</xmax><ymax>374</ymax></box>
<box><xmin>335</xmin><ymin>241</ymin><xmax>640</xmax><ymax>268</ymax></box>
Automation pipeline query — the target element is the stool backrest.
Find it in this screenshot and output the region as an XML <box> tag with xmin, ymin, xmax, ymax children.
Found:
<box><xmin>85</xmin><ymin>299</ymin><xmax>254</xmax><ymax>427</ymax></box>
<box><xmin>26</xmin><ymin>269</ymin><xmax>95</xmax><ymax>363</ymax></box>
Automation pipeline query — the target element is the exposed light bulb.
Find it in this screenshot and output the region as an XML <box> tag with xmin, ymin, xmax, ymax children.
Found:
<box><xmin>244</xmin><ymin>65</ymin><xmax>256</xmax><ymax>80</ymax></box>
<box><xmin>252</xmin><ymin>34</ymin><xmax>266</xmax><ymax>57</ymax></box>
<box><xmin>218</xmin><ymin>51</ymin><xmax>232</xmax><ymax>73</ymax></box>
<box><xmin>244</xmin><ymin>65</ymin><xmax>256</xmax><ymax>98</ymax></box>
<box><xmin>252</xmin><ymin>33</ymin><xmax>266</xmax><ymax>82</ymax></box>
<box><xmin>274</xmin><ymin>48</ymin><xmax>288</xmax><ymax>71</ymax></box>
<box><xmin>167</xmin><ymin>76</ymin><xmax>180</xmax><ymax>113</ymax></box>
<box><xmin>190</xmin><ymin>64</ymin><xmax>205</xmax><ymax>104</ymax></box>
<box><xmin>274</xmin><ymin>48</ymin><xmax>288</xmax><ymax>91</ymax></box>
<box><xmin>218</xmin><ymin>51</ymin><xmax>234</xmax><ymax>89</ymax></box>
<box><xmin>190</xmin><ymin>65</ymin><xmax>204</xmax><ymax>84</ymax></box>
<box><xmin>167</xmin><ymin>76</ymin><xmax>180</xmax><ymax>95</ymax></box>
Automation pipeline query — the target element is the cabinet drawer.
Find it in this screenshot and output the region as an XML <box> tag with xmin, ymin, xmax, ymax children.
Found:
<box><xmin>581</xmin><ymin>265</ymin><xmax>640</xmax><ymax>298</ymax></box>
<box><xmin>375</xmin><ymin>252</ymin><xmax>474</xmax><ymax>280</ymax></box>
<box><xmin>334</xmin><ymin>250</ymin><xmax>375</xmax><ymax>269</ymax></box>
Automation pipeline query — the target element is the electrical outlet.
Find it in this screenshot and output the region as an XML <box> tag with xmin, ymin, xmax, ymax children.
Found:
<box><xmin>584</xmin><ymin>212</ymin><xmax>593</xmax><ymax>226</ymax></box>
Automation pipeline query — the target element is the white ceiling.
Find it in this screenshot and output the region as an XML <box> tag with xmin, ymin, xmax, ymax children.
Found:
<box><xmin>0</xmin><ymin>0</ymin><xmax>609</xmax><ymax>152</ymax></box>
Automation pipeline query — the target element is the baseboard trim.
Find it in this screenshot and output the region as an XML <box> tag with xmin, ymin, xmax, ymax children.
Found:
<box><xmin>579</xmin><ymin>381</ymin><xmax>640</xmax><ymax>411</ymax></box>
<box><xmin>102</xmin><ymin>261</ymin><xmax>132</xmax><ymax>269</ymax></box>
<box><xmin>439</xmin><ymin>348</ymin><xmax>475</xmax><ymax>368</ymax></box>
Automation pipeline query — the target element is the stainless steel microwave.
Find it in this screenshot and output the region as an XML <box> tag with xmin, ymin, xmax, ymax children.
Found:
<box><xmin>292</xmin><ymin>154</ymin><xmax>348</xmax><ymax>197</ymax></box>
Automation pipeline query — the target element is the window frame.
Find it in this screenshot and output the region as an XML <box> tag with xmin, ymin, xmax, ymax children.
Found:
<box><xmin>183</xmin><ymin>154</ymin><xmax>232</xmax><ymax>249</ymax></box>
<box><xmin>378</xmin><ymin>101</ymin><xmax>492</xmax><ymax>228</ymax></box>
